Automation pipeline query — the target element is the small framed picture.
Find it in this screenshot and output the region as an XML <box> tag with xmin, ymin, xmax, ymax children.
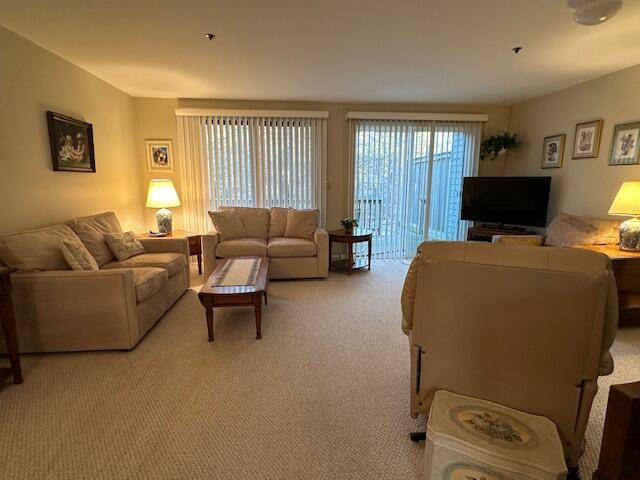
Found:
<box><xmin>146</xmin><ymin>140</ymin><xmax>174</xmax><ymax>172</ymax></box>
<box><xmin>47</xmin><ymin>111</ymin><xmax>96</xmax><ymax>172</ymax></box>
<box><xmin>572</xmin><ymin>120</ymin><xmax>603</xmax><ymax>159</ymax></box>
<box><xmin>541</xmin><ymin>134</ymin><xmax>565</xmax><ymax>169</ymax></box>
<box><xmin>609</xmin><ymin>122</ymin><xmax>640</xmax><ymax>166</ymax></box>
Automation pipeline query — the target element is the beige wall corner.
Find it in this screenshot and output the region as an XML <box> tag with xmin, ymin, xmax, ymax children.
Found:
<box><xmin>0</xmin><ymin>26</ymin><xmax>145</xmax><ymax>233</ymax></box>
<box><xmin>506</xmin><ymin>64</ymin><xmax>640</xmax><ymax>222</ymax></box>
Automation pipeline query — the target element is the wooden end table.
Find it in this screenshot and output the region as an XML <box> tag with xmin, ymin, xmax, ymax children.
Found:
<box><xmin>593</xmin><ymin>382</ymin><xmax>640</xmax><ymax>480</ymax></box>
<box><xmin>198</xmin><ymin>257</ymin><xmax>270</xmax><ymax>341</ymax></box>
<box><xmin>573</xmin><ymin>244</ymin><xmax>640</xmax><ymax>326</ymax></box>
<box><xmin>328</xmin><ymin>228</ymin><xmax>373</xmax><ymax>275</ymax></box>
<box><xmin>0</xmin><ymin>267</ymin><xmax>22</xmax><ymax>385</ymax></box>
<box><xmin>138</xmin><ymin>229</ymin><xmax>203</xmax><ymax>274</ymax></box>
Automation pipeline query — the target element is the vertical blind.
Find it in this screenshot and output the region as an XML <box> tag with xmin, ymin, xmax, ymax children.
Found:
<box><xmin>177</xmin><ymin>112</ymin><xmax>327</xmax><ymax>233</ymax></box>
<box><xmin>349</xmin><ymin>119</ymin><xmax>481</xmax><ymax>259</ymax></box>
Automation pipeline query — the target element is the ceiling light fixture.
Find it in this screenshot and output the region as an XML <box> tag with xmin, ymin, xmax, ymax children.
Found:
<box><xmin>205</xmin><ymin>33</ymin><xmax>215</xmax><ymax>40</ymax></box>
<box><xmin>567</xmin><ymin>0</ymin><xmax>623</xmax><ymax>26</ymax></box>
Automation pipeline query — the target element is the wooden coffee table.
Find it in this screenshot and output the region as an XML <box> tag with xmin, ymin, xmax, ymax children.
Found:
<box><xmin>198</xmin><ymin>256</ymin><xmax>270</xmax><ymax>341</ymax></box>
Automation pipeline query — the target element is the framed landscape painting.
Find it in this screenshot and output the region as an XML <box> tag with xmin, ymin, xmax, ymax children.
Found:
<box><xmin>541</xmin><ymin>134</ymin><xmax>565</xmax><ymax>169</ymax></box>
<box><xmin>146</xmin><ymin>140</ymin><xmax>174</xmax><ymax>172</ymax></box>
<box><xmin>47</xmin><ymin>111</ymin><xmax>96</xmax><ymax>172</ymax></box>
<box><xmin>609</xmin><ymin>122</ymin><xmax>640</xmax><ymax>166</ymax></box>
<box><xmin>572</xmin><ymin>119</ymin><xmax>602</xmax><ymax>159</ymax></box>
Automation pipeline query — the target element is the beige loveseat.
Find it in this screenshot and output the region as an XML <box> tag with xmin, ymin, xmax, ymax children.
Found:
<box><xmin>0</xmin><ymin>212</ymin><xmax>189</xmax><ymax>353</ymax></box>
<box><xmin>401</xmin><ymin>241</ymin><xmax>617</xmax><ymax>468</ymax></box>
<box><xmin>203</xmin><ymin>207</ymin><xmax>328</xmax><ymax>280</ymax></box>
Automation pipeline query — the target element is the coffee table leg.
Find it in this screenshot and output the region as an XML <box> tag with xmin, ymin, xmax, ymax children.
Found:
<box><xmin>254</xmin><ymin>294</ymin><xmax>262</xmax><ymax>340</ymax></box>
<box><xmin>205</xmin><ymin>304</ymin><xmax>214</xmax><ymax>342</ymax></box>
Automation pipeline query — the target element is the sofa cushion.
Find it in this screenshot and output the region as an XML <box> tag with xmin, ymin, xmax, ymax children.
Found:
<box><xmin>546</xmin><ymin>212</ymin><xmax>619</xmax><ymax>247</ymax></box>
<box><xmin>284</xmin><ymin>209</ymin><xmax>319</xmax><ymax>240</ymax></box>
<box><xmin>101</xmin><ymin>252</ymin><xmax>186</xmax><ymax>277</ymax></box>
<box><xmin>67</xmin><ymin>212</ymin><xmax>123</xmax><ymax>266</ymax></box>
<box><xmin>268</xmin><ymin>237</ymin><xmax>317</xmax><ymax>258</ymax></box>
<box><xmin>104</xmin><ymin>231</ymin><xmax>146</xmax><ymax>261</ymax></box>
<box><xmin>0</xmin><ymin>224</ymin><xmax>79</xmax><ymax>272</ymax></box>
<box><xmin>216</xmin><ymin>238</ymin><xmax>267</xmax><ymax>258</ymax></box>
<box><xmin>61</xmin><ymin>238</ymin><xmax>99</xmax><ymax>271</ymax></box>
<box><xmin>220</xmin><ymin>206</ymin><xmax>270</xmax><ymax>239</ymax></box>
<box><xmin>131</xmin><ymin>267</ymin><xmax>168</xmax><ymax>303</ymax></box>
<box><xmin>269</xmin><ymin>207</ymin><xmax>290</xmax><ymax>238</ymax></box>
<box><xmin>208</xmin><ymin>210</ymin><xmax>246</xmax><ymax>241</ymax></box>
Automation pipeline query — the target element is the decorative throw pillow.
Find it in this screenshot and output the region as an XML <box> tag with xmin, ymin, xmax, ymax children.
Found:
<box><xmin>104</xmin><ymin>232</ymin><xmax>146</xmax><ymax>261</ymax></box>
<box><xmin>545</xmin><ymin>212</ymin><xmax>619</xmax><ymax>247</ymax></box>
<box><xmin>269</xmin><ymin>207</ymin><xmax>290</xmax><ymax>238</ymax></box>
<box><xmin>208</xmin><ymin>210</ymin><xmax>247</xmax><ymax>242</ymax></box>
<box><xmin>60</xmin><ymin>238</ymin><xmax>99</xmax><ymax>271</ymax></box>
<box><xmin>284</xmin><ymin>209</ymin><xmax>319</xmax><ymax>240</ymax></box>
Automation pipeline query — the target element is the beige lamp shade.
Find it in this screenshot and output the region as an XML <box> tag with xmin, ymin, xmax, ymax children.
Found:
<box><xmin>609</xmin><ymin>181</ymin><xmax>640</xmax><ymax>216</ymax></box>
<box><xmin>146</xmin><ymin>179</ymin><xmax>181</xmax><ymax>208</ymax></box>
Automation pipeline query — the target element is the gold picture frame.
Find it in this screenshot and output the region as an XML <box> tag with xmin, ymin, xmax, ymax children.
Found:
<box><xmin>609</xmin><ymin>122</ymin><xmax>640</xmax><ymax>166</ymax></box>
<box><xmin>146</xmin><ymin>139</ymin><xmax>174</xmax><ymax>172</ymax></box>
<box><xmin>572</xmin><ymin>119</ymin><xmax>603</xmax><ymax>159</ymax></box>
<box><xmin>541</xmin><ymin>134</ymin><xmax>565</xmax><ymax>169</ymax></box>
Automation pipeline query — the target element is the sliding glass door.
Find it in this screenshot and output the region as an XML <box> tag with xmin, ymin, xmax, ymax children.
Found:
<box><xmin>351</xmin><ymin>120</ymin><xmax>480</xmax><ymax>259</ymax></box>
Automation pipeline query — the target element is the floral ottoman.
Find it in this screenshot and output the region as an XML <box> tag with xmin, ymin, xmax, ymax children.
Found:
<box><xmin>424</xmin><ymin>391</ymin><xmax>567</xmax><ymax>480</ymax></box>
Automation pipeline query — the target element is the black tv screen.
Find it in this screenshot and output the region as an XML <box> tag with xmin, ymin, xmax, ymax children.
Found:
<box><xmin>461</xmin><ymin>176</ymin><xmax>551</xmax><ymax>227</ymax></box>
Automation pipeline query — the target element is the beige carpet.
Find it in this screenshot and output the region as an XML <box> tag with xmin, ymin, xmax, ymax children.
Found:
<box><xmin>0</xmin><ymin>261</ymin><xmax>638</xmax><ymax>479</ymax></box>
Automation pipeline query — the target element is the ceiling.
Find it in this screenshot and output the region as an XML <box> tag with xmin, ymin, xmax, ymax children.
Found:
<box><xmin>1</xmin><ymin>0</ymin><xmax>640</xmax><ymax>104</ymax></box>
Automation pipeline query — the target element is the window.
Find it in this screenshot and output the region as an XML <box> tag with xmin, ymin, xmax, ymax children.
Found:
<box><xmin>350</xmin><ymin>119</ymin><xmax>481</xmax><ymax>259</ymax></box>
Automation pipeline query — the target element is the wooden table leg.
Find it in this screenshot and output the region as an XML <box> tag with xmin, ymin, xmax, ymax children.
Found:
<box><xmin>254</xmin><ymin>294</ymin><xmax>262</xmax><ymax>340</ymax></box>
<box><xmin>328</xmin><ymin>238</ymin><xmax>333</xmax><ymax>272</ymax></box>
<box><xmin>347</xmin><ymin>242</ymin><xmax>353</xmax><ymax>276</ymax></box>
<box><xmin>368</xmin><ymin>238</ymin><xmax>372</xmax><ymax>270</ymax></box>
<box><xmin>197</xmin><ymin>252</ymin><xmax>202</xmax><ymax>275</ymax></box>
<box><xmin>199</xmin><ymin>294</ymin><xmax>215</xmax><ymax>342</ymax></box>
<box><xmin>0</xmin><ymin>294</ymin><xmax>22</xmax><ymax>384</ymax></box>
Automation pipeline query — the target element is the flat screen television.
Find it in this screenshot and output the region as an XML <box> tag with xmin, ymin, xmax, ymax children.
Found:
<box><xmin>461</xmin><ymin>176</ymin><xmax>551</xmax><ymax>228</ymax></box>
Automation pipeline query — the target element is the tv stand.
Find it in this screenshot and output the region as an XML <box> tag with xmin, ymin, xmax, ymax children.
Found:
<box><xmin>467</xmin><ymin>225</ymin><xmax>536</xmax><ymax>242</ymax></box>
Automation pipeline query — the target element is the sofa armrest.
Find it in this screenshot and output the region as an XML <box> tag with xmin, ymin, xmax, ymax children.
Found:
<box><xmin>492</xmin><ymin>234</ymin><xmax>545</xmax><ymax>246</ymax></box>
<box><xmin>401</xmin><ymin>253</ymin><xmax>421</xmax><ymax>335</ymax></box>
<box><xmin>202</xmin><ymin>229</ymin><xmax>220</xmax><ymax>280</ymax></box>
<box><xmin>139</xmin><ymin>237</ymin><xmax>190</xmax><ymax>279</ymax></box>
<box><xmin>313</xmin><ymin>227</ymin><xmax>329</xmax><ymax>278</ymax></box>
<box><xmin>9</xmin><ymin>269</ymin><xmax>139</xmax><ymax>351</ymax></box>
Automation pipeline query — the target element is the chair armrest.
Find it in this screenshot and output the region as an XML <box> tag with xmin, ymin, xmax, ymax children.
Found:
<box><xmin>401</xmin><ymin>254</ymin><xmax>421</xmax><ymax>334</ymax></box>
<box><xmin>10</xmin><ymin>269</ymin><xmax>139</xmax><ymax>351</ymax></box>
<box><xmin>202</xmin><ymin>229</ymin><xmax>220</xmax><ymax>280</ymax></box>
<box><xmin>313</xmin><ymin>228</ymin><xmax>329</xmax><ymax>278</ymax></box>
<box><xmin>492</xmin><ymin>235</ymin><xmax>545</xmax><ymax>246</ymax></box>
<box><xmin>139</xmin><ymin>237</ymin><xmax>190</xmax><ymax>279</ymax></box>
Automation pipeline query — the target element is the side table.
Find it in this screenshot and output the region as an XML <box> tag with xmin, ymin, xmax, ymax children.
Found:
<box><xmin>138</xmin><ymin>229</ymin><xmax>203</xmax><ymax>275</ymax></box>
<box><xmin>0</xmin><ymin>267</ymin><xmax>22</xmax><ymax>384</ymax></box>
<box><xmin>328</xmin><ymin>228</ymin><xmax>373</xmax><ymax>275</ymax></box>
<box><xmin>593</xmin><ymin>382</ymin><xmax>640</xmax><ymax>480</ymax></box>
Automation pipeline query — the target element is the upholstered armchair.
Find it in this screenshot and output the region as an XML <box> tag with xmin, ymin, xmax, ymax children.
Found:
<box><xmin>401</xmin><ymin>241</ymin><xmax>618</xmax><ymax>468</ymax></box>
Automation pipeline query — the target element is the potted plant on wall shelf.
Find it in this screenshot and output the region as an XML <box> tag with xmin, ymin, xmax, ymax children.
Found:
<box><xmin>480</xmin><ymin>132</ymin><xmax>521</xmax><ymax>160</ymax></box>
<box><xmin>340</xmin><ymin>217</ymin><xmax>358</xmax><ymax>234</ymax></box>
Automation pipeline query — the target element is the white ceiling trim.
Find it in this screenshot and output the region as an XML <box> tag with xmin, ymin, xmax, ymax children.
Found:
<box><xmin>175</xmin><ymin>108</ymin><xmax>329</xmax><ymax>118</ymax></box>
<box><xmin>346</xmin><ymin>111</ymin><xmax>489</xmax><ymax>122</ymax></box>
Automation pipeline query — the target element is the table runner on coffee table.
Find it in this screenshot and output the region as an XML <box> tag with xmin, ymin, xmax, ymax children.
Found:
<box><xmin>213</xmin><ymin>258</ymin><xmax>262</xmax><ymax>287</ymax></box>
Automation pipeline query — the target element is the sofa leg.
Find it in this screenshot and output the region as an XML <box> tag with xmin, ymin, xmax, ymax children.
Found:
<box><xmin>410</xmin><ymin>432</ymin><xmax>426</xmax><ymax>442</ymax></box>
<box><xmin>567</xmin><ymin>467</ymin><xmax>580</xmax><ymax>480</ymax></box>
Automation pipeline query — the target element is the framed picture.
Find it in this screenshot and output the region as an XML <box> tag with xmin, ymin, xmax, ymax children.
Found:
<box><xmin>541</xmin><ymin>134</ymin><xmax>565</xmax><ymax>169</ymax></box>
<box><xmin>46</xmin><ymin>111</ymin><xmax>95</xmax><ymax>172</ymax></box>
<box><xmin>146</xmin><ymin>140</ymin><xmax>174</xmax><ymax>172</ymax></box>
<box><xmin>572</xmin><ymin>119</ymin><xmax>603</xmax><ymax>159</ymax></box>
<box><xmin>609</xmin><ymin>122</ymin><xmax>640</xmax><ymax>166</ymax></box>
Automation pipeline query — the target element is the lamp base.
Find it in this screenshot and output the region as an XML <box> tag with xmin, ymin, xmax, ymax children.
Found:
<box><xmin>156</xmin><ymin>208</ymin><xmax>173</xmax><ymax>234</ymax></box>
<box><xmin>619</xmin><ymin>217</ymin><xmax>640</xmax><ymax>251</ymax></box>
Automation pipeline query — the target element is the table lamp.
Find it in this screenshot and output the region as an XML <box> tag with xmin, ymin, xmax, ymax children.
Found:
<box><xmin>609</xmin><ymin>181</ymin><xmax>640</xmax><ymax>251</ymax></box>
<box><xmin>146</xmin><ymin>179</ymin><xmax>181</xmax><ymax>234</ymax></box>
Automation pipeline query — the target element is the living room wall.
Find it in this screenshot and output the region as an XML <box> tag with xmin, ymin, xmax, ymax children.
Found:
<box><xmin>135</xmin><ymin>98</ymin><xmax>509</xmax><ymax>231</ymax></box>
<box><xmin>506</xmin><ymin>64</ymin><xmax>640</xmax><ymax>221</ymax></box>
<box><xmin>0</xmin><ymin>26</ymin><xmax>144</xmax><ymax>233</ymax></box>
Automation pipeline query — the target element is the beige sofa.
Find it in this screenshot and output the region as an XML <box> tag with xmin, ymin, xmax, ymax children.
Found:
<box><xmin>0</xmin><ymin>212</ymin><xmax>189</xmax><ymax>353</ymax></box>
<box><xmin>203</xmin><ymin>207</ymin><xmax>329</xmax><ymax>280</ymax></box>
<box><xmin>401</xmin><ymin>241</ymin><xmax>617</xmax><ymax>468</ymax></box>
